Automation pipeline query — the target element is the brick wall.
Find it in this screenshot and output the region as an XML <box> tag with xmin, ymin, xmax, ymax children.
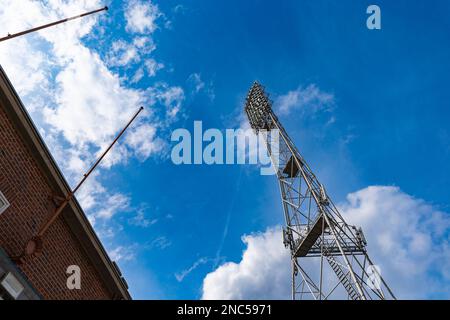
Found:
<box><xmin>0</xmin><ymin>104</ymin><xmax>112</xmax><ymax>300</ymax></box>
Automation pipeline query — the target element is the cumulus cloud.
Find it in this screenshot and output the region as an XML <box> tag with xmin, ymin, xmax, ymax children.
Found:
<box><xmin>341</xmin><ymin>186</ymin><xmax>450</xmax><ymax>299</ymax></box>
<box><xmin>202</xmin><ymin>186</ymin><xmax>450</xmax><ymax>299</ymax></box>
<box><xmin>275</xmin><ymin>84</ymin><xmax>334</xmax><ymax>115</ymax></box>
<box><xmin>202</xmin><ymin>227</ymin><xmax>290</xmax><ymax>299</ymax></box>
<box><xmin>43</xmin><ymin>47</ymin><xmax>143</xmax><ymax>148</ymax></box>
<box><xmin>125</xmin><ymin>0</ymin><xmax>161</xmax><ymax>34</ymax></box>
<box><xmin>125</xmin><ymin>123</ymin><xmax>164</xmax><ymax>160</ymax></box>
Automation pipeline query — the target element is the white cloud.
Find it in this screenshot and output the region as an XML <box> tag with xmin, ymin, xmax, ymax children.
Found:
<box><xmin>44</xmin><ymin>47</ymin><xmax>143</xmax><ymax>147</ymax></box>
<box><xmin>125</xmin><ymin>0</ymin><xmax>161</xmax><ymax>34</ymax></box>
<box><xmin>129</xmin><ymin>210</ymin><xmax>158</xmax><ymax>228</ymax></box>
<box><xmin>340</xmin><ymin>186</ymin><xmax>450</xmax><ymax>299</ymax></box>
<box><xmin>0</xmin><ymin>39</ymin><xmax>49</xmax><ymax>99</ymax></box>
<box><xmin>148</xmin><ymin>236</ymin><xmax>172</xmax><ymax>250</ymax></box>
<box><xmin>188</xmin><ymin>73</ymin><xmax>205</xmax><ymax>93</ymax></box>
<box><xmin>108</xmin><ymin>36</ymin><xmax>156</xmax><ymax>67</ymax></box>
<box><xmin>109</xmin><ymin>40</ymin><xmax>139</xmax><ymax>66</ymax></box>
<box><xmin>202</xmin><ymin>228</ymin><xmax>290</xmax><ymax>299</ymax></box>
<box><xmin>109</xmin><ymin>245</ymin><xmax>136</xmax><ymax>262</ymax></box>
<box><xmin>202</xmin><ymin>186</ymin><xmax>450</xmax><ymax>299</ymax></box>
<box><xmin>131</xmin><ymin>67</ymin><xmax>145</xmax><ymax>83</ymax></box>
<box><xmin>173</xmin><ymin>4</ymin><xmax>186</xmax><ymax>14</ymax></box>
<box><xmin>125</xmin><ymin>123</ymin><xmax>164</xmax><ymax>160</ymax></box>
<box><xmin>97</xmin><ymin>225</ymin><xmax>123</xmax><ymax>240</ymax></box>
<box><xmin>96</xmin><ymin>193</ymin><xmax>131</xmax><ymax>219</ymax></box>
<box><xmin>133</xmin><ymin>36</ymin><xmax>155</xmax><ymax>51</ymax></box>
<box><xmin>176</xmin><ymin>257</ymin><xmax>210</xmax><ymax>282</ymax></box>
<box><xmin>149</xmin><ymin>83</ymin><xmax>185</xmax><ymax>119</ymax></box>
<box><xmin>145</xmin><ymin>58</ymin><xmax>164</xmax><ymax>77</ymax></box>
<box><xmin>76</xmin><ymin>172</ymin><xmax>106</xmax><ymax>210</ymax></box>
<box><xmin>275</xmin><ymin>84</ymin><xmax>334</xmax><ymax>115</ymax></box>
<box><xmin>188</xmin><ymin>73</ymin><xmax>215</xmax><ymax>101</ymax></box>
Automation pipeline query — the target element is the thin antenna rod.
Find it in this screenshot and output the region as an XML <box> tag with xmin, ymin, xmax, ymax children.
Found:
<box><xmin>0</xmin><ymin>6</ymin><xmax>108</xmax><ymax>43</ymax></box>
<box><xmin>37</xmin><ymin>106</ymin><xmax>144</xmax><ymax>237</ymax></box>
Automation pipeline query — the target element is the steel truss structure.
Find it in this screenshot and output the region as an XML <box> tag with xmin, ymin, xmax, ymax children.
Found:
<box><xmin>244</xmin><ymin>82</ymin><xmax>396</xmax><ymax>300</ymax></box>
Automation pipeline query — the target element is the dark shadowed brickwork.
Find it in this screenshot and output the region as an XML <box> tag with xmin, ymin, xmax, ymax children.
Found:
<box><xmin>0</xmin><ymin>66</ymin><xmax>129</xmax><ymax>300</ymax></box>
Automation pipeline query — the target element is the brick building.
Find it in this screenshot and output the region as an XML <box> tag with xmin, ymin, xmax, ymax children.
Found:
<box><xmin>0</xmin><ymin>66</ymin><xmax>130</xmax><ymax>300</ymax></box>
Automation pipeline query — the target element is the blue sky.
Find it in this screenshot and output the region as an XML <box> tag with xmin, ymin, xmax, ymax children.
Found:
<box><xmin>0</xmin><ymin>0</ymin><xmax>449</xmax><ymax>299</ymax></box>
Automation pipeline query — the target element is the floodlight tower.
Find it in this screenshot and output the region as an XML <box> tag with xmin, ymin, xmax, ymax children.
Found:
<box><xmin>244</xmin><ymin>82</ymin><xmax>396</xmax><ymax>300</ymax></box>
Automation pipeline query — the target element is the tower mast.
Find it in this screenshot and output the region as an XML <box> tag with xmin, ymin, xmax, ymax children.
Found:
<box><xmin>244</xmin><ymin>82</ymin><xmax>395</xmax><ymax>300</ymax></box>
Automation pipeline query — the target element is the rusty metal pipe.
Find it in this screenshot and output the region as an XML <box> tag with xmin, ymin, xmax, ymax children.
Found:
<box><xmin>0</xmin><ymin>6</ymin><xmax>108</xmax><ymax>43</ymax></box>
<box><xmin>37</xmin><ymin>106</ymin><xmax>144</xmax><ymax>237</ymax></box>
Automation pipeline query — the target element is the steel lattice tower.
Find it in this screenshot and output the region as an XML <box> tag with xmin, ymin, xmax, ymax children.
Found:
<box><xmin>244</xmin><ymin>82</ymin><xmax>396</xmax><ymax>300</ymax></box>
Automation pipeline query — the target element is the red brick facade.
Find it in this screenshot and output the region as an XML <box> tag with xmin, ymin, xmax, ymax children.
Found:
<box><xmin>0</xmin><ymin>105</ymin><xmax>113</xmax><ymax>299</ymax></box>
<box><xmin>0</xmin><ymin>68</ymin><xmax>128</xmax><ymax>300</ymax></box>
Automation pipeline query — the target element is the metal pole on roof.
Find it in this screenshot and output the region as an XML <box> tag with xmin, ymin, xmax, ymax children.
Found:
<box><xmin>20</xmin><ymin>106</ymin><xmax>144</xmax><ymax>259</ymax></box>
<box><xmin>38</xmin><ymin>106</ymin><xmax>144</xmax><ymax>237</ymax></box>
<box><xmin>0</xmin><ymin>6</ymin><xmax>108</xmax><ymax>43</ymax></box>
